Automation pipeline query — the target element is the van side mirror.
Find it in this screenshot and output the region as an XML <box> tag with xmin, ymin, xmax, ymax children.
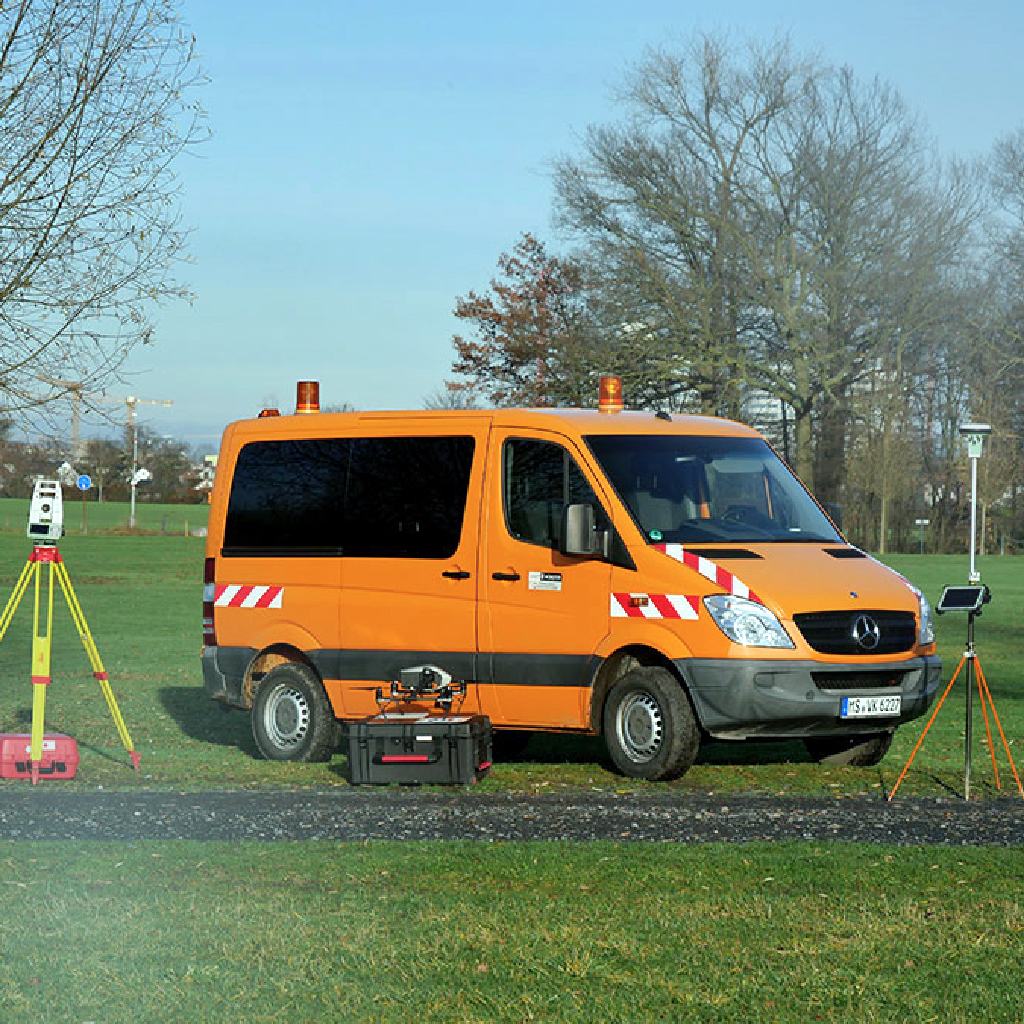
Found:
<box><xmin>560</xmin><ymin>503</ymin><xmax>608</xmax><ymax>559</ymax></box>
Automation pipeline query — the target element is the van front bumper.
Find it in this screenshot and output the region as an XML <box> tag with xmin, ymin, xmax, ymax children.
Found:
<box><xmin>674</xmin><ymin>655</ymin><xmax>942</xmax><ymax>739</ymax></box>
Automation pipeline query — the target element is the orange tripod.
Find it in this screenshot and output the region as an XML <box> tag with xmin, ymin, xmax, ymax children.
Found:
<box><xmin>0</xmin><ymin>543</ymin><xmax>140</xmax><ymax>784</ymax></box>
<box><xmin>889</xmin><ymin>607</ymin><xmax>1022</xmax><ymax>802</ymax></box>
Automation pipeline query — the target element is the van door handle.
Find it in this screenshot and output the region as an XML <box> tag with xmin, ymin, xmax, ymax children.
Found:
<box><xmin>491</xmin><ymin>571</ymin><xmax>521</xmax><ymax>582</ymax></box>
<box><xmin>442</xmin><ymin>570</ymin><xmax>471</xmax><ymax>580</ymax></box>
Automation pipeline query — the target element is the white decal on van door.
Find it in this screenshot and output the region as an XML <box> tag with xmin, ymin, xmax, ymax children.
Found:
<box><xmin>528</xmin><ymin>571</ymin><xmax>562</xmax><ymax>592</ymax></box>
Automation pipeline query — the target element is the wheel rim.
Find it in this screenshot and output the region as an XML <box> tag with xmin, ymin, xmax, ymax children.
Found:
<box><xmin>262</xmin><ymin>684</ymin><xmax>310</xmax><ymax>751</ymax></box>
<box><xmin>615</xmin><ymin>690</ymin><xmax>664</xmax><ymax>763</ymax></box>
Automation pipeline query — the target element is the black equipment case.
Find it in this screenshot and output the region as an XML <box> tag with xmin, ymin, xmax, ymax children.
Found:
<box><xmin>347</xmin><ymin>713</ymin><xmax>492</xmax><ymax>786</ymax></box>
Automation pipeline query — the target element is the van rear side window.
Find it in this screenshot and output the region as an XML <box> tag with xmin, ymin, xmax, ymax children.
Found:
<box><xmin>223</xmin><ymin>436</ymin><xmax>475</xmax><ymax>558</ymax></box>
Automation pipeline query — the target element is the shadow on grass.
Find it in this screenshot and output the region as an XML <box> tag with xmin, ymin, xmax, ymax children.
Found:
<box><xmin>154</xmin><ymin>686</ymin><xmax>819</xmax><ymax>778</ymax></box>
<box><xmin>489</xmin><ymin>731</ymin><xmax>815</xmax><ymax>769</ymax></box>
<box><xmin>699</xmin><ymin>738</ymin><xmax>815</xmax><ymax>766</ymax></box>
<box><xmin>158</xmin><ymin>686</ymin><xmax>259</xmax><ymax>757</ymax></box>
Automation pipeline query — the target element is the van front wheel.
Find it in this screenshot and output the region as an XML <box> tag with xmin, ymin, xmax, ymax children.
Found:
<box><xmin>252</xmin><ymin>662</ymin><xmax>339</xmax><ymax>762</ymax></box>
<box><xmin>603</xmin><ymin>668</ymin><xmax>699</xmax><ymax>781</ymax></box>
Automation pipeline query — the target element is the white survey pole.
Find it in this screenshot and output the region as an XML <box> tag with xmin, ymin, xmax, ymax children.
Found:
<box><xmin>118</xmin><ymin>394</ymin><xmax>172</xmax><ymax>530</ymax></box>
<box><xmin>958</xmin><ymin>421</ymin><xmax>992</xmax><ymax>800</ymax></box>
<box><xmin>130</xmin><ymin>425</ymin><xmax>139</xmax><ymax>531</ymax></box>
<box><xmin>959</xmin><ymin>423</ymin><xmax>992</xmax><ymax>585</ymax></box>
<box><xmin>968</xmin><ymin>455</ymin><xmax>979</xmax><ymax>583</ymax></box>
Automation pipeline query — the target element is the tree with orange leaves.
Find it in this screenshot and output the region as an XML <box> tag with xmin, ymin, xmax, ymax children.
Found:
<box><xmin>448</xmin><ymin>233</ymin><xmax>600</xmax><ymax>408</ymax></box>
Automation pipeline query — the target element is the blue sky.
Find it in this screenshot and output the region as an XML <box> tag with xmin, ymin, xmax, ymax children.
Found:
<box><xmin>115</xmin><ymin>0</ymin><xmax>1024</xmax><ymax>447</ymax></box>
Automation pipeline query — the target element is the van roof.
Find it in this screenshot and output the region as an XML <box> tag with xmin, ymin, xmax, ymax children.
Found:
<box><xmin>226</xmin><ymin>407</ymin><xmax>762</xmax><ymax>439</ymax></box>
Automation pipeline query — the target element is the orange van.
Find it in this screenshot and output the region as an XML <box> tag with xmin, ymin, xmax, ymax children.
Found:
<box><xmin>202</xmin><ymin>380</ymin><xmax>940</xmax><ymax>780</ymax></box>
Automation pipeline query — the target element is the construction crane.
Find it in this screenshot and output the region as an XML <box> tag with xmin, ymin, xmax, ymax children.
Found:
<box><xmin>97</xmin><ymin>394</ymin><xmax>174</xmax><ymax>529</ymax></box>
<box><xmin>97</xmin><ymin>394</ymin><xmax>174</xmax><ymax>450</ymax></box>
<box><xmin>30</xmin><ymin>383</ymin><xmax>173</xmax><ymax>527</ymax></box>
<box><xmin>32</xmin><ymin>376</ymin><xmax>89</xmax><ymax>461</ymax></box>
<box><xmin>32</xmin><ymin>381</ymin><xmax>173</xmax><ymax>466</ymax></box>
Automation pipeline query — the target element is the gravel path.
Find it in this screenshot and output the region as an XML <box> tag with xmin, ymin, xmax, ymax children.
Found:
<box><xmin>0</xmin><ymin>788</ymin><xmax>1022</xmax><ymax>845</ymax></box>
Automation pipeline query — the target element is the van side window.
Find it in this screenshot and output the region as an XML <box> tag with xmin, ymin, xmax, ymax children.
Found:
<box><xmin>224</xmin><ymin>435</ymin><xmax>475</xmax><ymax>558</ymax></box>
<box><xmin>503</xmin><ymin>438</ymin><xmax>604</xmax><ymax>548</ymax></box>
<box><xmin>224</xmin><ymin>438</ymin><xmax>348</xmax><ymax>552</ymax></box>
<box><xmin>345</xmin><ymin>436</ymin><xmax>475</xmax><ymax>558</ymax></box>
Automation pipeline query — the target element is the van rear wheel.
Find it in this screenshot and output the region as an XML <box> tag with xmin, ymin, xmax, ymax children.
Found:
<box><xmin>252</xmin><ymin>662</ymin><xmax>339</xmax><ymax>762</ymax></box>
<box><xmin>603</xmin><ymin>667</ymin><xmax>699</xmax><ymax>781</ymax></box>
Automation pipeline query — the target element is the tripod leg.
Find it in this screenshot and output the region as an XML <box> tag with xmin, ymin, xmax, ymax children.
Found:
<box><xmin>975</xmin><ymin>657</ymin><xmax>1000</xmax><ymax>790</ymax></box>
<box><xmin>54</xmin><ymin>559</ymin><xmax>140</xmax><ymax>770</ymax></box>
<box><xmin>975</xmin><ymin>657</ymin><xmax>1024</xmax><ymax>801</ymax></box>
<box><xmin>28</xmin><ymin>561</ymin><xmax>53</xmax><ymax>785</ymax></box>
<box><xmin>0</xmin><ymin>559</ymin><xmax>35</xmax><ymax>642</ymax></box>
<box><xmin>887</xmin><ymin>655</ymin><xmax>965</xmax><ymax>802</ymax></box>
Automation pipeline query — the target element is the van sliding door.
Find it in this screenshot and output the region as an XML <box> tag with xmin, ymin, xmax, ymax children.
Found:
<box><xmin>333</xmin><ymin>423</ymin><xmax>489</xmax><ymax>717</ymax></box>
<box><xmin>480</xmin><ymin>429</ymin><xmax>612</xmax><ymax>729</ymax></box>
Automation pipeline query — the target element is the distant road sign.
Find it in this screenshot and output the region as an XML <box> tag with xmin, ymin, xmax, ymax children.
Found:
<box><xmin>77</xmin><ymin>475</ymin><xmax>92</xmax><ymax>491</ymax></box>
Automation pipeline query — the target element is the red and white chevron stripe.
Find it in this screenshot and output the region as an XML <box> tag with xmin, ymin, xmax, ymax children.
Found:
<box><xmin>214</xmin><ymin>584</ymin><xmax>283</xmax><ymax>609</ymax></box>
<box><xmin>610</xmin><ymin>592</ymin><xmax>700</xmax><ymax>619</ymax></box>
<box><xmin>652</xmin><ymin>543</ymin><xmax>762</xmax><ymax>604</ymax></box>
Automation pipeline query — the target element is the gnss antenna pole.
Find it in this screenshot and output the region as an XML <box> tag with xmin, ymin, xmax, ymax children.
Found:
<box><xmin>961</xmin><ymin>423</ymin><xmax>990</xmax><ymax>799</ymax></box>
<box><xmin>888</xmin><ymin>423</ymin><xmax>1022</xmax><ymax>803</ymax></box>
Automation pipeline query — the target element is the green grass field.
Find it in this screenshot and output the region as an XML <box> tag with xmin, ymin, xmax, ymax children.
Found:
<box><xmin>0</xmin><ymin>495</ymin><xmax>209</xmax><ymax>537</ymax></box>
<box><xmin>0</xmin><ymin>529</ymin><xmax>1016</xmax><ymax>799</ymax></box>
<box><xmin>0</xmin><ymin>520</ymin><xmax>1020</xmax><ymax>1021</ymax></box>
<box><xmin>2</xmin><ymin>841</ymin><xmax>1022</xmax><ymax>1022</ymax></box>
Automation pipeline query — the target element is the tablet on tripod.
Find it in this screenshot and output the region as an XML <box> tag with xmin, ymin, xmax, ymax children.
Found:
<box><xmin>935</xmin><ymin>584</ymin><xmax>990</xmax><ymax>615</ymax></box>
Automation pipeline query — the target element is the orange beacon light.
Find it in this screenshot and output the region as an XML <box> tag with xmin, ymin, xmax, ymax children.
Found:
<box><xmin>598</xmin><ymin>375</ymin><xmax>623</xmax><ymax>414</ymax></box>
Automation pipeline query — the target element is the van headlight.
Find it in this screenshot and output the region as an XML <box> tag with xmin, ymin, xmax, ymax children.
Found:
<box><xmin>704</xmin><ymin>595</ymin><xmax>794</xmax><ymax>648</ymax></box>
<box><xmin>918</xmin><ymin>591</ymin><xmax>935</xmax><ymax>645</ymax></box>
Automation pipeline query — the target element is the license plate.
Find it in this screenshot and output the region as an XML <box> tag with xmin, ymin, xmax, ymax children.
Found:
<box><xmin>841</xmin><ymin>695</ymin><xmax>901</xmax><ymax>718</ymax></box>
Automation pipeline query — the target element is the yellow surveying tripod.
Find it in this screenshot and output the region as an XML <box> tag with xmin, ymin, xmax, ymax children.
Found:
<box><xmin>0</xmin><ymin>481</ymin><xmax>139</xmax><ymax>783</ymax></box>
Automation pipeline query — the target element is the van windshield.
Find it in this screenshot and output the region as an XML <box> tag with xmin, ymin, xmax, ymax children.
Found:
<box><xmin>585</xmin><ymin>434</ymin><xmax>842</xmax><ymax>545</ymax></box>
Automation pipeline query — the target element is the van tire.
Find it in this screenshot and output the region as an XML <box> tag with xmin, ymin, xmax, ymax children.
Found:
<box><xmin>602</xmin><ymin>667</ymin><xmax>699</xmax><ymax>781</ymax></box>
<box><xmin>804</xmin><ymin>732</ymin><xmax>893</xmax><ymax>767</ymax></box>
<box><xmin>252</xmin><ymin>662</ymin><xmax>339</xmax><ymax>762</ymax></box>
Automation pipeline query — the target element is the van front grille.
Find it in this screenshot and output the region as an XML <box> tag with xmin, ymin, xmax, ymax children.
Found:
<box><xmin>793</xmin><ymin>610</ymin><xmax>916</xmax><ymax>656</ymax></box>
<box><xmin>812</xmin><ymin>671</ymin><xmax>906</xmax><ymax>691</ymax></box>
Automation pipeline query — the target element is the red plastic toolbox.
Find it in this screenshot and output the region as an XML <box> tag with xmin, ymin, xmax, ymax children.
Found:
<box><xmin>0</xmin><ymin>734</ymin><xmax>79</xmax><ymax>780</ymax></box>
<box><xmin>347</xmin><ymin>713</ymin><xmax>492</xmax><ymax>785</ymax></box>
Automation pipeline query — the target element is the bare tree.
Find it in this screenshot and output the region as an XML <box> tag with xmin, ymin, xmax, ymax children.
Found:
<box><xmin>992</xmin><ymin>127</ymin><xmax>1024</xmax><ymax>239</ymax></box>
<box><xmin>989</xmin><ymin>127</ymin><xmax>1024</xmax><ymax>349</ymax></box>
<box><xmin>750</xmin><ymin>67</ymin><xmax>980</xmax><ymax>496</ymax></box>
<box><xmin>0</xmin><ymin>0</ymin><xmax>207</xmax><ymax>427</ymax></box>
<box><xmin>81</xmin><ymin>435</ymin><xmax>124</xmax><ymax>501</ymax></box>
<box><xmin>422</xmin><ymin>387</ymin><xmax>479</xmax><ymax>410</ymax></box>
<box><xmin>993</xmin><ymin>129</ymin><xmax>1024</xmax><ymax>544</ymax></box>
<box><xmin>554</xmin><ymin>33</ymin><xmax>979</xmax><ymax>503</ymax></box>
<box><xmin>554</xmin><ymin>35</ymin><xmax>815</xmax><ymax>419</ymax></box>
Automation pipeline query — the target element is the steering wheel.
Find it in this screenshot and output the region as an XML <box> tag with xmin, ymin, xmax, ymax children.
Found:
<box><xmin>721</xmin><ymin>504</ymin><xmax>761</xmax><ymax>525</ymax></box>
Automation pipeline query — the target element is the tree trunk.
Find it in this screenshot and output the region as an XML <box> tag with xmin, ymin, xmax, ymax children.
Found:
<box><xmin>794</xmin><ymin>408</ymin><xmax>814</xmax><ymax>489</ymax></box>
<box><xmin>878</xmin><ymin>482</ymin><xmax>888</xmax><ymax>554</ymax></box>
<box><xmin>877</xmin><ymin>410</ymin><xmax>891</xmax><ymax>554</ymax></box>
<box><xmin>813</xmin><ymin>395</ymin><xmax>847</xmax><ymax>508</ymax></box>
